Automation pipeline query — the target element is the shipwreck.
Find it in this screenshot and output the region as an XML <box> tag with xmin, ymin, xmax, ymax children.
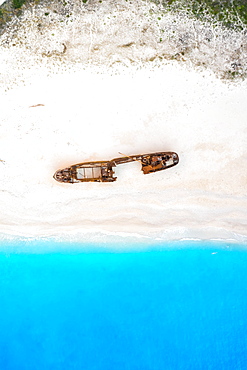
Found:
<box><xmin>53</xmin><ymin>152</ymin><xmax>179</xmax><ymax>183</ymax></box>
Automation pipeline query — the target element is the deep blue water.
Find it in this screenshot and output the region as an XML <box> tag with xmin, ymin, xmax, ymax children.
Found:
<box><xmin>0</xmin><ymin>241</ymin><xmax>247</xmax><ymax>370</ymax></box>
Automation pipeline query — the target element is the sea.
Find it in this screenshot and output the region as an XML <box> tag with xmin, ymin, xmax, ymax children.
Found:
<box><xmin>0</xmin><ymin>240</ymin><xmax>247</xmax><ymax>369</ymax></box>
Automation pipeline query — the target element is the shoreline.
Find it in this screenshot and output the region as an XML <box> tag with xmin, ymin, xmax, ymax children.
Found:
<box><xmin>0</xmin><ymin>233</ymin><xmax>246</xmax><ymax>256</ymax></box>
<box><xmin>1</xmin><ymin>226</ymin><xmax>247</xmax><ymax>245</ymax></box>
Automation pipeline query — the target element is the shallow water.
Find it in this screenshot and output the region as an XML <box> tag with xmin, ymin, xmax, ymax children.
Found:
<box><xmin>1</xmin><ymin>241</ymin><xmax>247</xmax><ymax>369</ymax></box>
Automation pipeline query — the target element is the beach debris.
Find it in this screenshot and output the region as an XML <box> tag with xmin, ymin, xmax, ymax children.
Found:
<box><xmin>53</xmin><ymin>151</ymin><xmax>179</xmax><ymax>183</ymax></box>
<box><xmin>29</xmin><ymin>104</ymin><xmax>45</xmax><ymax>108</ymax></box>
<box><xmin>0</xmin><ymin>159</ymin><xmax>5</xmax><ymax>164</ymax></box>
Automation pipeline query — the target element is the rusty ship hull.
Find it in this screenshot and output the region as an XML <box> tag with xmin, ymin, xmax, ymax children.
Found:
<box><xmin>53</xmin><ymin>152</ymin><xmax>179</xmax><ymax>183</ymax></box>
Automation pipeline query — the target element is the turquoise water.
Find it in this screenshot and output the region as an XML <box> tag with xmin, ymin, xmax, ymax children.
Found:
<box><xmin>0</xmin><ymin>241</ymin><xmax>247</xmax><ymax>369</ymax></box>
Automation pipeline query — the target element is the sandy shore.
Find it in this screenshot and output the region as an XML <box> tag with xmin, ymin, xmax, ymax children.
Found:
<box><xmin>0</xmin><ymin>60</ymin><xmax>246</xmax><ymax>243</ymax></box>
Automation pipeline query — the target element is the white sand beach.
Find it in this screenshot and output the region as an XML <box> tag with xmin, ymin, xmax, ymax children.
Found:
<box><xmin>0</xmin><ymin>0</ymin><xmax>247</xmax><ymax>243</ymax></box>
